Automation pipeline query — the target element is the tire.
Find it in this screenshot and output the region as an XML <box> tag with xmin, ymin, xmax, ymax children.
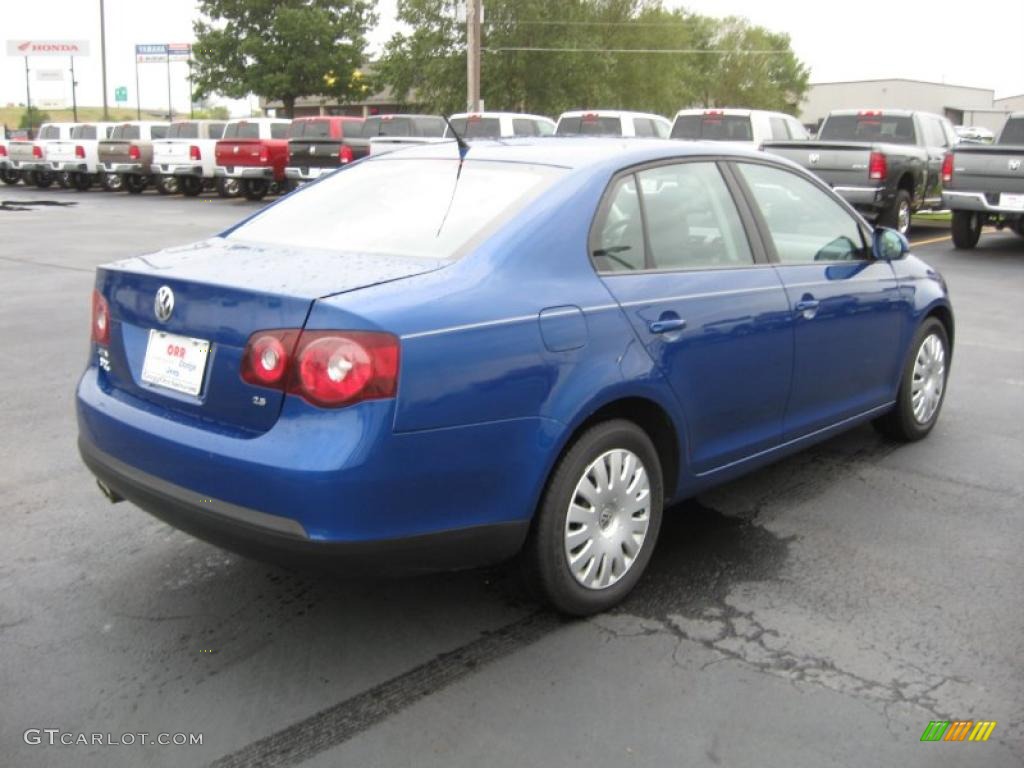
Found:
<box><xmin>217</xmin><ymin>177</ymin><xmax>240</xmax><ymax>198</ymax></box>
<box><xmin>157</xmin><ymin>175</ymin><xmax>179</xmax><ymax>195</ymax></box>
<box><xmin>525</xmin><ymin>419</ymin><xmax>664</xmax><ymax>616</ymax></box>
<box><xmin>34</xmin><ymin>171</ymin><xmax>54</xmax><ymax>189</ymax></box>
<box><xmin>101</xmin><ymin>172</ymin><xmax>123</xmax><ymax>192</ymax></box>
<box><xmin>950</xmin><ymin>211</ymin><xmax>982</xmax><ymax>249</ymax></box>
<box><xmin>873</xmin><ymin>317</ymin><xmax>950</xmax><ymax>442</ymax></box>
<box><xmin>124</xmin><ymin>174</ymin><xmax>148</xmax><ymax>194</ymax></box>
<box><xmin>179</xmin><ymin>176</ymin><xmax>203</xmax><ymax>197</ymax></box>
<box><xmin>1015</xmin><ymin>220</ymin><xmax>1024</xmax><ymax>238</ymax></box>
<box><xmin>23</xmin><ymin>171</ymin><xmax>37</xmax><ymax>186</ymax></box>
<box><xmin>242</xmin><ymin>178</ymin><xmax>269</xmax><ymax>201</ymax></box>
<box><xmin>879</xmin><ymin>190</ymin><xmax>912</xmax><ymax>237</ymax></box>
<box><xmin>57</xmin><ymin>171</ymin><xmax>72</xmax><ymax>189</ymax></box>
<box><xmin>0</xmin><ymin>169</ymin><xmax>19</xmax><ymax>185</ymax></box>
<box><xmin>72</xmin><ymin>172</ymin><xmax>93</xmax><ymax>191</ymax></box>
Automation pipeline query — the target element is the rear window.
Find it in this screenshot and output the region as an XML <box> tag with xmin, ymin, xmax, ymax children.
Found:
<box><xmin>71</xmin><ymin>125</ymin><xmax>97</xmax><ymax>140</ymax></box>
<box><xmin>207</xmin><ymin>122</ymin><xmax>226</xmax><ymax>139</ymax></box>
<box><xmin>557</xmin><ymin>115</ymin><xmax>623</xmax><ymax>136</ymax></box>
<box><xmin>223</xmin><ymin>122</ymin><xmax>260</xmax><ymax>139</ymax></box>
<box><xmin>819</xmin><ymin>114</ymin><xmax>917</xmax><ymax>145</ymax></box>
<box><xmin>167</xmin><ymin>122</ymin><xmax>199</xmax><ymax>139</ymax></box>
<box><xmin>448</xmin><ymin>117</ymin><xmax>501</xmax><ymax>138</ymax></box>
<box><xmin>289</xmin><ymin>120</ymin><xmax>333</xmax><ymax>139</ymax></box>
<box><xmin>270</xmin><ymin>123</ymin><xmax>289</xmax><ymax>140</ymax></box>
<box><xmin>111</xmin><ymin>125</ymin><xmax>140</xmax><ymax>140</ymax></box>
<box><xmin>999</xmin><ymin>118</ymin><xmax>1024</xmax><ymax>145</ymax></box>
<box><xmin>368</xmin><ymin>117</ymin><xmax>411</xmax><ymax>137</ymax></box>
<box><xmin>227</xmin><ymin>158</ymin><xmax>565</xmax><ymax>260</ymax></box>
<box><xmin>671</xmin><ymin>114</ymin><xmax>753</xmax><ymax>141</ymax></box>
<box><xmin>38</xmin><ymin>125</ymin><xmax>59</xmax><ymax>140</ymax></box>
<box><xmin>150</xmin><ymin>125</ymin><xmax>168</xmax><ymax>139</ymax></box>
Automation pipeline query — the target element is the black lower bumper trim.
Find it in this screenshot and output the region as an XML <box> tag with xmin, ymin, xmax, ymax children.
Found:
<box><xmin>78</xmin><ymin>438</ymin><xmax>530</xmax><ymax>575</ymax></box>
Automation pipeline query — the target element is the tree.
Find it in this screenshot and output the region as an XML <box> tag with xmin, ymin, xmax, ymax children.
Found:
<box><xmin>378</xmin><ymin>1</ymin><xmax>809</xmax><ymax>117</ymax></box>
<box><xmin>19</xmin><ymin>107</ymin><xmax>51</xmax><ymax>131</ymax></box>
<box><xmin>191</xmin><ymin>0</ymin><xmax>377</xmax><ymax>117</ymax></box>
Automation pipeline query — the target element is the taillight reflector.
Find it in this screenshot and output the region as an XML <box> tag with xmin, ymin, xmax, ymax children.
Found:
<box><xmin>91</xmin><ymin>290</ymin><xmax>110</xmax><ymax>346</ymax></box>
<box><xmin>0</xmin><ymin>145</ymin><xmax>7</xmax><ymax>157</ymax></box>
<box><xmin>339</xmin><ymin>144</ymin><xmax>354</xmax><ymax>163</ymax></box>
<box><xmin>868</xmin><ymin>151</ymin><xmax>887</xmax><ymax>181</ymax></box>
<box><xmin>75</xmin><ymin>145</ymin><xmax>86</xmax><ymax>159</ymax></box>
<box><xmin>32</xmin><ymin>145</ymin><xmax>42</xmax><ymax>158</ymax></box>
<box><xmin>189</xmin><ymin>145</ymin><xmax>201</xmax><ymax>161</ymax></box>
<box><xmin>259</xmin><ymin>146</ymin><xmax>269</xmax><ymax>163</ymax></box>
<box><xmin>128</xmin><ymin>145</ymin><xmax>141</xmax><ymax>161</ymax></box>
<box><xmin>941</xmin><ymin>153</ymin><xmax>954</xmax><ymax>183</ymax></box>
<box><xmin>240</xmin><ymin>329</ymin><xmax>399</xmax><ymax>408</ymax></box>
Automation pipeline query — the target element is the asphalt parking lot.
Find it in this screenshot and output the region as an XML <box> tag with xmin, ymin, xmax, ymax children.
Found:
<box><xmin>1</xmin><ymin>184</ymin><xmax>1022</xmax><ymax>768</ymax></box>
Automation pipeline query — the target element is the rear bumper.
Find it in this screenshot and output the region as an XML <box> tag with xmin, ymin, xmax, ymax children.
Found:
<box><xmin>284</xmin><ymin>165</ymin><xmax>335</xmax><ymax>181</ymax></box>
<box><xmin>18</xmin><ymin>161</ymin><xmax>50</xmax><ymax>172</ymax></box>
<box><xmin>104</xmin><ymin>162</ymin><xmax>147</xmax><ymax>174</ymax></box>
<box><xmin>50</xmin><ymin>160</ymin><xmax>90</xmax><ymax>172</ymax></box>
<box><xmin>153</xmin><ymin>163</ymin><xmax>205</xmax><ymax>177</ymax></box>
<box><xmin>943</xmin><ymin>190</ymin><xmax>1024</xmax><ymax>216</ymax></box>
<box><xmin>215</xmin><ymin>165</ymin><xmax>274</xmax><ymax>179</ymax></box>
<box><xmin>832</xmin><ymin>185</ymin><xmax>885</xmax><ymax>208</ymax></box>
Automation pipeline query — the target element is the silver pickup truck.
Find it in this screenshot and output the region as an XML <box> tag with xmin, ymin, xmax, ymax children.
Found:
<box><xmin>943</xmin><ymin>112</ymin><xmax>1024</xmax><ymax>248</ymax></box>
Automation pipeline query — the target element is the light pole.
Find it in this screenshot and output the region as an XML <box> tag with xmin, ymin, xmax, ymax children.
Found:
<box><xmin>466</xmin><ymin>0</ymin><xmax>481</xmax><ymax>112</ymax></box>
<box><xmin>99</xmin><ymin>0</ymin><xmax>110</xmax><ymax>119</ymax></box>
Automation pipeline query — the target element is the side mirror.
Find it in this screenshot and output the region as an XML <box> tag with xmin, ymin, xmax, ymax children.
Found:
<box><xmin>873</xmin><ymin>227</ymin><xmax>909</xmax><ymax>260</ymax></box>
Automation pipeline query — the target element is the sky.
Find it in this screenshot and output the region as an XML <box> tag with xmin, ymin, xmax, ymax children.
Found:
<box><xmin>3</xmin><ymin>0</ymin><xmax>1022</xmax><ymax>118</ymax></box>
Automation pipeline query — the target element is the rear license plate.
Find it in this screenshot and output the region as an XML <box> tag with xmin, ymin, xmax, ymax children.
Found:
<box><xmin>141</xmin><ymin>330</ymin><xmax>210</xmax><ymax>397</ymax></box>
<box><xmin>999</xmin><ymin>193</ymin><xmax>1024</xmax><ymax>211</ymax></box>
<box><xmin>226</xmin><ymin>166</ymin><xmax>234</xmax><ymax>173</ymax></box>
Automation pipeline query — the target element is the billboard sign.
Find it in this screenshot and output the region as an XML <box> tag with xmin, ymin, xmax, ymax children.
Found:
<box><xmin>36</xmin><ymin>69</ymin><xmax>65</xmax><ymax>82</ymax></box>
<box><xmin>168</xmin><ymin>43</ymin><xmax>192</xmax><ymax>60</ymax></box>
<box><xmin>136</xmin><ymin>43</ymin><xmax>168</xmax><ymax>63</ymax></box>
<box><xmin>7</xmin><ymin>39</ymin><xmax>90</xmax><ymax>57</ymax></box>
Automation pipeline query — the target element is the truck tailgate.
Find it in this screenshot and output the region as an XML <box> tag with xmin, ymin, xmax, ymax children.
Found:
<box><xmin>763</xmin><ymin>141</ymin><xmax>873</xmax><ymax>188</ymax></box>
<box><xmin>951</xmin><ymin>146</ymin><xmax>1024</xmax><ymax>195</ymax></box>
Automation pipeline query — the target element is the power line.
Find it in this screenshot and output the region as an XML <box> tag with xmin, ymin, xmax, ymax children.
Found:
<box><xmin>483</xmin><ymin>19</ymin><xmax>700</xmax><ymax>28</ymax></box>
<box><xmin>483</xmin><ymin>47</ymin><xmax>788</xmax><ymax>55</ymax></box>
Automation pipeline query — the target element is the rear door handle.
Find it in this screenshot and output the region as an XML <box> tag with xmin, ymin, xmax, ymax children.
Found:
<box><xmin>795</xmin><ymin>298</ymin><xmax>820</xmax><ymax>318</ymax></box>
<box><xmin>649</xmin><ymin>317</ymin><xmax>687</xmax><ymax>334</ymax></box>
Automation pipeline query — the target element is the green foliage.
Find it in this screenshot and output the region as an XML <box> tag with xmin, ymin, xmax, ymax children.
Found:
<box><xmin>192</xmin><ymin>105</ymin><xmax>231</xmax><ymax>119</ymax></box>
<box><xmin>191</xmin><ymin>0</ymin><xmax>377</xmax><ymax>116</ymax></box>
<box><xmin>19</xmin><ymin>107</ymin><xmax>51</xmax><ymax>130</ymax></box>
<box><xmin>379</xmin><ymin>0</ymin><xmax>809</xmax><ymax>117</ymax></box>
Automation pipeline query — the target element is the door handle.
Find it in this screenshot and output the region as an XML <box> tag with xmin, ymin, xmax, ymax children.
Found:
<box><xmin>649</xmin><ymin>317</ymin><xmax>687</xmax><ymax>334</ymax></box>
<box><xmin>794</xmin><ymin>298</ymin><xmax>820</xmax><ymax>318</ymax></box>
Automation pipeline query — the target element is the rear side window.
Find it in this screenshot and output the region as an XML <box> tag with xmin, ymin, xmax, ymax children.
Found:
<box><xmin>450</xmin><ymin>117</ymin><xmax>502</xmax><ymax>138</ymax></box>
<box><xmin>72</xmin><ymin>125</ymin><xmax>97</xmax><ymax>140</ymax></box>
<box><xmin>557</xmin><ymin>116</ymin><xmax>623</xmax><ymax>136</ymax></box>
<box><xmin>819</xmin><ymin>114</ymin><xmax>916</xmax><ymax>145</ymax></box>
<box><xmin>150</xmin><ymin>126</ymin><xmax>168</xmax><ymax>139</ymax></box>
<box><xmin>593</xmin><ymin>176</ymin><xmax>646</xmax><ymax>271</ymax></box>
<box><xmin>168</xmin><ymin>122</ymin><xmax>199</xmax><ymax>139</ymax></box>
<box><xmin>671</xmin><ymin>114</ymin><xmax>753</xmax><ymax>141</ymax></box>
<box><xmin>270</xmin><ymin>123</ymin><xmax>289</xmax><ymax>139</ymax></box>
<box><xmin>1000</xmin><ymin>118</ymin><xmax>1024</xmax><ymax>145</ymax></box>
<box><xmin>224</xmin><ymin>122</ymin><xmax>260</xmax><ymax>139</ymax></box>
<box><xmin>737</xmin><ymin>163</ymin><xmax>867</xmax><ymax>263</ymax></box>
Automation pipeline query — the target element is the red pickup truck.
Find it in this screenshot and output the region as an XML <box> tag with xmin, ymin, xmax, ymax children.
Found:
<box><xmin>214</xmin><ymin>118</ymin><xmax>292</xmax><ymax>200</ymax></box>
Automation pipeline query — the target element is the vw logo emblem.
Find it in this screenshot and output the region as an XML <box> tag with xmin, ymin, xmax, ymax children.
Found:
<box><xmin>154</xmin><ymin>286</ymin><xmax>174</xmax><ymax>323</ymax></box>
<box><xmin>809</xmin><ymin>153</ymin><xmax>820</xmax><ymax>165</ymax></box>
<box><xmin>1010</xmin><ymin>159</ymin><xmax>1021</xmax><ymax>171</ymax></box>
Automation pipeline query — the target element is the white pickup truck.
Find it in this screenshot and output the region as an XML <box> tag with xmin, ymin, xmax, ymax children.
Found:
<box><xmin>12</xmin><ymin>123</ymin><xmax>76</xmax><ymax>187</ymax></box>
<box><xmin>670</xmin><ymin>108</ymin><xmax>809</xmax><ymax>149</ymax></box>
<box><xmin>47</xmin><ymin>122</ymin><xmax>117</xmax><ymax>190</ymax></box>
<box><xmin>365</xmin><ymin>114</ymin><xmax>448</xmax><ymax>156</ymax></box>
<box><xmin>445</xmin><ymin>112</ymin><xmax>555</xmax><ymax>139</ymax></box>
<box><xmin>0</xmin><ymin>132</ymin><xmax>18</xmax><ymax>185</ymax></box>
<box><xmin>151</xmin><ymin>119</ymin><xmax>230</xmax><ymax>196</ymax></box>
<box><xmin>555</xmin><ymin>110</ymin><xmax>671</xmax><ymax>138</ymax></box>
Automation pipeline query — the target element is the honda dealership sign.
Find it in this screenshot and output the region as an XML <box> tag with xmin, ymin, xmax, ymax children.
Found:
<box><xmin>6</xmin><ymin>39</ymin><xmax>90</xmax><ymax>56</ymax></box>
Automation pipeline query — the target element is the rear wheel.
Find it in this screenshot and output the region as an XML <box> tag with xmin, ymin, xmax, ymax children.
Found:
<box><xmin>951</xmin><ymin>211</ymin><xmax>982</xmax><ymax>249</ymax></box>
<box><xmin>179</xmin><ymin>176</ymin><xmax>203</xmax><ymax>197</ymax></box>
<box><xmin>525</xmin><ymin>419</ymin><xmax>663</xmax><ymax>616</ymax></box>
<box><xmin>100</xmin><ymin>172</ymin><xmax>121</xmax><ymax>191</ymax></box>
<box><xmin>72</xmin><ymin>172</ymin><xmax>93</xmax><ymax>191</ymax></box>
<box><xmin>0</xmin><ymin>169</ymin><xmax>19</xmax><ymax>185</ymax></box>
<box><xmin>873</xmin><ymin>317</ymin><xmax>949</xmax><ymax>442</ymax></box>
<box><xmin>217</xmin><ymin>177</ymin><xmax>240</xmax><ymax>198</ymax></box>
<box><xmin>57</xmin><ymin>171</ymin><xmax>72</xmax><ymax>189</ymax></box>
<box><xmin>124</xmin><ymin>174</ymin><xmax>148</xmax><ymax>194</ymax></box>
<box><xmin>157</xmin><ymin>175</ymin><xmax>179</xmax><ymax>195</ymax></box>
<box><xmin>242</xmin><ymin>178</ymin><xmax>269</xmax><ymax>201</ymax></box>
<box><xmin>34</xmin><ymin>171</ymin><xmax>54</xmax><ymax>189</ymax></box>
<box><xmin>879</xmin><ymin>190</ymin><xmax>912</xmax><ymax>237</ymax></box>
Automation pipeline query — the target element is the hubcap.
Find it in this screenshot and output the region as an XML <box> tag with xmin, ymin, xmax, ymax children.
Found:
<box><xmin>898</xmin><ymin>200</ymin><xmax>911</xmax><ymax>235</ymax></box>
<box><xmin>564</xmin><ymin>449</ymin><xmax>651</xmax><ymax>590</ymax></box>
<box><xmin>911</xmin><ymin>333</ymin><xmax>945</xmax><ymax>424</ymax></box>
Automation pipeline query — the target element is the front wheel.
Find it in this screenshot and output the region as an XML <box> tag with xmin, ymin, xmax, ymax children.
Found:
<box><xmin>873</xmin><ymin>317</ymin><xmax>949</xmax><ymax>442</ymax></box>
<box><xmin>242</xmin><ymin>178</ymin><xmax>269</xmax><ymax>200</ymax></box>
<box><xmin>525</xmin><ymin>419</ymin><xmax>664</xmax><ymax>616</ymax></box>
<box><xmin>951</xmin><ymin>211</ymin><xmax>982</xmax><ymax>249</ymax></box>
<box><xmin>879</xmin><ymin>190</ymin><xmax>912</xmax><ymax>237</ymax></box>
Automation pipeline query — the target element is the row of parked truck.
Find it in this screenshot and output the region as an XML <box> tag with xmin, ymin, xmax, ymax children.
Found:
<box><xmin>2</xmin><ymin>107</ymin><xmax>1021</xmax><ymax>246</ymax></box>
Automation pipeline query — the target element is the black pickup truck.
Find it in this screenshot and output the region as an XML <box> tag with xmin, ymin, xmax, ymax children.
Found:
<box><xmin>764</xmin><ymin>110</ymin><xmax>957</xmax><ymax>236</ymax></box>
<box><xmin>942</xmin><ymin>112</ymin><xmax>1024</xmax><ymax>248</ymax></box>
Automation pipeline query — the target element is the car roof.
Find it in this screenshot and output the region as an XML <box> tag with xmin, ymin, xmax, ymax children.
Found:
<box><xmin>369</xmin><ymin>136</ymin><xmax>773</xmax><ymax>172</ymax></box>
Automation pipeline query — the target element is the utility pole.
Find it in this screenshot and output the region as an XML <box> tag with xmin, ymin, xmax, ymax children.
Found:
<box><xmin>99</xmin><ymin>0</ymin><xmax>110</xmax><ymax>119</ymax></box>
<box><xmin>24</xmin><ymin>57</ymin><xmax>33</xmax><ymax>136</ymax></box>
<box><xmin>466</xmin><ymin>0</ymin><xmax>481</xmax><ymax>112</ymax></box>
<box><xmin>70</xmin><ymin>56</ymin><xmax>79</xmax><ymax>122</ymax></box>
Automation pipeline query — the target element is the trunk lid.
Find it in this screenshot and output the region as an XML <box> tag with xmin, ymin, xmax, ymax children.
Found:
<box><xmin>96</xmin><ymin>238</ymin><xmax>447</xmax><ymax>433</ymax></box>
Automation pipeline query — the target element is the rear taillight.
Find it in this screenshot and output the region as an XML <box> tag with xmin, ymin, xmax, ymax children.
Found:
<box><xmin>0</xmin><ymin>145</ymin><xmax>8</xmax><ymax>157</ymax></box>
<box><xmin>128</xmin><ymin>145</ymin><xmax>141</xmax><ymax>161</ymax></box>
<box><xmin>189</xmin><ymin>145</ymin><xmax>201</xmax><ymax>161</ymax></box>
<box><xmin>339</xmin><ymin>144</ymin><xmax>354</xmax><ymax>163</ymax></box>
<box><xmin>259</xmin><ymin>146</ymin><xmax>269</xmax><ymax>163</ymax></box>
<box><xmin>868</xmin><ymin>151</ymin><xmax>887</xmax><ymax>181</ymax></box>
<box><xmin>75</xmin><ymin>145</ymin><xmax>86</xmax><ymax>159</ymax></box>
<box><xmin>240</xmin><ymin>329</ymin><xmax>399</xmax><ymax>408</ymax></box>
<box><xmin>91</xmin><ymin>290</ymin><xmax>110</xmax><ymax>346</ymax></box>
<box><xmin>941</xmin><ymin>153</ymin><xmax>954</xmax><ymax>183</ymax></box>
<box><xmin>32</xmin><ymin>145</ymin><xmax>42</xmax><ymax>158</ymax></box>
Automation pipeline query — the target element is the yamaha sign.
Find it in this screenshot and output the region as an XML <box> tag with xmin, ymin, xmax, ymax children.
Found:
<box><xmin>6</xmin><ymin>40</ymin><xmax>91</xmax><ymax>57</ymax></box>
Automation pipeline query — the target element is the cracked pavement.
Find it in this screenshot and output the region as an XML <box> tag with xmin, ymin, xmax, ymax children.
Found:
<box><xmin>0</xmin><ymin>186</ymin><xmax>1021</xmax><ymax>767</ymax></box>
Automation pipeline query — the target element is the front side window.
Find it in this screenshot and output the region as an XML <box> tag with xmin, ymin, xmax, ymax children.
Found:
<box><xmin>737</xmin><ymin>163</ymin><xmax>868</xmax><ymax>263</ymax></box>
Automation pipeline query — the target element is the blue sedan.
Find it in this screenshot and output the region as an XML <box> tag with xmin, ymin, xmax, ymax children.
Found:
<box><xmin>77</xmin><ymin>138</ymin><xmax>953</xmax><ymax>615</ymax></box>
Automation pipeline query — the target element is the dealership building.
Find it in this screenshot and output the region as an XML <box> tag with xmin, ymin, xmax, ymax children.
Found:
<box><xmin>800</xmin><ymin>78</ymin><xmax>1020</xmax><ymax>134</ymax></box>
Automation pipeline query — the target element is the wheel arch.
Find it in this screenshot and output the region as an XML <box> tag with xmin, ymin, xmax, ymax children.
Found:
<box><xmin>924</xmin><ymin>302</ymin><xmax>955</xmax><ymax>358</ymax></box>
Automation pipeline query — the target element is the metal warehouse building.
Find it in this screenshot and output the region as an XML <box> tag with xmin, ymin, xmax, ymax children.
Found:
<box><xmin>800</xmin><ymin>78</ymin><xmax>1018</xmax><ymax>135</ymax></box>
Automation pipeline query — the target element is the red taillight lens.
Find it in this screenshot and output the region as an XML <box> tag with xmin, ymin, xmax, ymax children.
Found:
<box><xmin>259</xmin><ymin>147</ymin><xmax>269</xmax><ymax>163</ymax></box>
<box><xmin>0</xmin><ymin>145</ymin><xmax>8</xmax><ymax>157</ymax></box>
<box><xmin>91</xmin><ymin>290</ymin><xmax>110</xmax><ymax>346</ymax></box>
<box><xmin>868</xmin><ymin>151</ymin><xmax>887</xmax><ymax>181</ymax></box>
<box><xmin>128</xmin><ymin>145</ymin><xmax>141</xmax><ymax>161</ymax></box>
<box><xmin>339</xmin><ymin>144</ymin><xmax>354</xmax><ymax>164</ymax></box>
<box><xmin>240</xmin><ymin>329</ymin><xmax>399</xmax><ymax>408</ymax></box>
<box><xmin>32</xmin><ymin>145</ymin><xmax>42</xmax><ymax>158</ymax></box>
<box><xmin>75</xmin><ymin>145</ymin><xmax>86</xmax><ymax>159</ymax></box>
<box><xmin>189</xmin><ymin>145</ymin><xmax>201</xmax><ymax>161</ymax></box>
<box><xmin>941</xmin><ymin>153</ymin><xmax>954</xmax><ymax>183</ymax></box>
